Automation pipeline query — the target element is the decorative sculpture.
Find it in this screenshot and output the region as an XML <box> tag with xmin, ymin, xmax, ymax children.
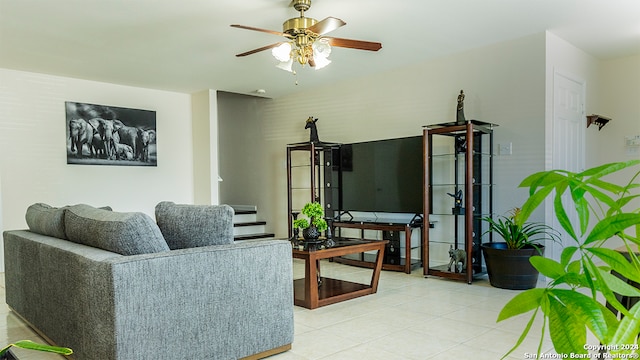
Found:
<box><xmin>455</xmin><ymin>135</ymin><xmax>467</xmax><ymax>153</ymax></box>
<box><xmin>305</xmin><ymin>116</ymin><xmax>320</xmax><ymax>143</ymax></box>
<box><xmin>447</xmin><ymin>189</ymin><xmax>463</xmax><ymax>214</ymax></box>
<box><xmin>456</xmin><ymin>90</ymin><xmax>465</xmax><ymax>123</ymax></box>
<box><xmin>448</xmin><ymin>245</ymin><xmax>466</xmax><ymax>273</ymax></box>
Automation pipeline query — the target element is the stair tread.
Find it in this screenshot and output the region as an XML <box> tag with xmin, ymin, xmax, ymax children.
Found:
<box><xmin>234</xmin><ymin>233</ymin><xmax>276</xmax><ymax>241</ymax></box>
<box><xmin>234</xmin><ymin>221</ymin><xmax>267</xmax><ymax>227</ymax></box>
<box><xmin>234</xmin><ymin>210</ymin><xmax>257</xmax><ymax>215</ymax></box>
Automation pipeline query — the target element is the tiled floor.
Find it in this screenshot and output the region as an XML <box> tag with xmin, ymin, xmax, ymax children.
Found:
<box><xmin>0</xmin><ymin>260</ymin><xmax>571</xmax><ymax>360</ymax></box>
<box><xmin>270</xmin><ymin>259</ymin><xmax>559</xmax><ymax>360</ymax></box>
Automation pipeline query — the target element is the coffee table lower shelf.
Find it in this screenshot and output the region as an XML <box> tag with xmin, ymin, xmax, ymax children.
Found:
<box><xmin>293</xmin><ymin>277</ymin><xmax>374</xmax><ymax>308</ymax></box>
<box><xmin>292</xmin><ymin>238</ymin><xmax>388</xmax><ymax>309</ymax></box>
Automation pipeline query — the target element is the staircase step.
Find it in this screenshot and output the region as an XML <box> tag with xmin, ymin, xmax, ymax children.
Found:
<box><xmin>234</xmin><ymin>221</ymin><xmax>266</xmax><ymax>227</ymax></box>
<box><xmin>233</xmin><ymin>212</ymin><xmax>257</xmax><ymax>223</ymax></box>
<box><xmin>235</xmin><ymin>233</ymin><xmax>276</xmax><ymax>241</ymax></box>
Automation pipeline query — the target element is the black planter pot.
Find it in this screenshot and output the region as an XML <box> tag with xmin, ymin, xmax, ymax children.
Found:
<box><xmin>481</xmin><ymin>242</ymin><xmax>545</xmax><ymax>290</ymax></box>
<box><xmin>302</xmin><ymin>226</ymin><xmax>320</xmax><ymax>241</ymax></box>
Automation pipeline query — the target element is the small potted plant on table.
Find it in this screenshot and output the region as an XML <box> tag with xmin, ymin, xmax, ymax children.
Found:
<box><xmin>481</xmin><ymin>208</ymin><xmax>559</xmax><ymax>290</ymax></box>
<box><xmin>293</xmin><ymin>202</ymin><xmax>328</xmax><ymax>249</ymax></box>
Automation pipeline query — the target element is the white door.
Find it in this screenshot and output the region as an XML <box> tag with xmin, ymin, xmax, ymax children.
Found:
<box><xmin>550</xmin><ymin>72</ymin><xmax>586</xmax><ymax>261</ymax></box>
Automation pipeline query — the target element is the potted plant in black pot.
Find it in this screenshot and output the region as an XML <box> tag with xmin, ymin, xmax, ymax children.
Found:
<box><xmin>293</xmin><ymin>202</ymin><xmax>328</xmax><ymax>249</ymax></box>
<box><xmin>481</xmin><ymin>208</ymin><xmax>559</xmax><ymax>290</ymax></box>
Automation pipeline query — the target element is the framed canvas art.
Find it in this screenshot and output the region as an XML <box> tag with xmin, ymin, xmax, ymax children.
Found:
<box><xmin>66</xmin><ymin>101</ymin><xmax>157</xmax><ymax>166</ymax></box>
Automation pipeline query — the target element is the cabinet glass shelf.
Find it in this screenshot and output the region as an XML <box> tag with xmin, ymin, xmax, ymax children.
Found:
<box><xmin>423</xmin><ymin>120</ymin><xmax>496</xmax><ymax>284</ymax></box>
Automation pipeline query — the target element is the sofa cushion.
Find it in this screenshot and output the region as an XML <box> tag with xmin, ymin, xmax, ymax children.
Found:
<box><xmin>25</xmin><ymin>203</ymin><xmax>114</xmax><ymax>240</ymax></box>
<box><xmin>25</xmin><ymin>203</ymin><xmax>68</xmax><ymax>239</ymax></box>
<box><xmin>155</xmin><ymin>201</ymin><xmax>234</xmax><ymax>249</ymax></box>
<box><xmin>65</xmin><ymin>204</ymin><xmax>169</xmax><ymax>255</ymax></box>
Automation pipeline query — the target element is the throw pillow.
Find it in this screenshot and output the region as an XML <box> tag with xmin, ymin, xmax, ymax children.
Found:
<box><xmin>25</xmin><ymin>203</ymin><xmax>114</xmax><ymax>239</ymax></box>
<box><xmin>65</xmin><ymin>204</ymin><xmax>169</xmax><ymax>255</ymax></box>
<box><xmin>155</xmin><ymin>201</ymin><xmax>234</xmax><ymax>250</ymax></box>
<box><xmin>25</xmin><ymin>203</ymin><xmax>67</xmax><ymax>239</ymax></box>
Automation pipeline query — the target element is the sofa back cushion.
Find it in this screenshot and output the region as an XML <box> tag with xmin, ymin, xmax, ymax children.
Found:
<box><xmin>155</xmin><ymin>201</ymin><xmax>234</xmax><ymax>249</ymax></box>
<box><xmin>25</xmin><ymin>203</ymin><xmax>68</xmax><ymax>239</ymax></box>
<box><xmin>65</xmin><ymin>204</ymin><xmax>169</xmax><ymax>255</ymax></box>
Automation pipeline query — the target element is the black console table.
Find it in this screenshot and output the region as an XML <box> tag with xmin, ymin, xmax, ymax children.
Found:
<box><xmin>331</xmin><ymin>221</ymin><xmax>423</xmax><ymax>274</ymax></box>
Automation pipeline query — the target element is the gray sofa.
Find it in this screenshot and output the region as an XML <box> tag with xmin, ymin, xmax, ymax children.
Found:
<box><xmin>3</xmin><ymin>202</ymin><xmax>293</xmax><ymax>360</ymax></box>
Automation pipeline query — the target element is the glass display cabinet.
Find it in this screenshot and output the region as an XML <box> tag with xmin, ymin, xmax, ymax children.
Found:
<box><xmin>422</xmin><ymin>120</ymin><xmax>496</xmax><ymax>284</ymax></box>
<box><xmin>286</xmin><ymin>141</ymin><xmax>341</xmax><ymax>239</ymax></box>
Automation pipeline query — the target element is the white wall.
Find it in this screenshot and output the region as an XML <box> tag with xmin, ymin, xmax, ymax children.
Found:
<box><xmin>192</xmin><ymin>89</ymin><xmax>222</xmax><ymax>205</ymax></box>
<box><xmin>592</xmin><ymin>54</ymin><xmax>640</xmax><ymax>170</ymax></box>
<box><xmin>0</xmin><ymin>68</ymin><xmax>195</xmax><ymax>232</ymax></box>
<box><xmin>257</xmin><ymin>33</ymin><xmax>548</xmax><ymax>238</ymax></box>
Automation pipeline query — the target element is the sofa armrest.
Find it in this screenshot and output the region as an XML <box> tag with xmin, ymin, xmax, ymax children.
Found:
<box><xmin>106</xmin><ymin>239</ymin><xmax>294</xmax><ymax>359</ymax></box>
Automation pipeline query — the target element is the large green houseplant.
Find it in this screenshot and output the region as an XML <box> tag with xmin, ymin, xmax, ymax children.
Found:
<box><xmin>481</xmin><ymin>208</ymin><xmax>559</xmax><ymax>289</ymax></box>
<box><xmin>497</xmin><ymin>160</ymin><xmax>640</xmax><ymax>358</ymax></box>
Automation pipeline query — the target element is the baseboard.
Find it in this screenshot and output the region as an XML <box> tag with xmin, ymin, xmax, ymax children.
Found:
<box><xmin>240</xmin><ymin>344</ymin><xmax>292</xmax><ymax>360</ymax></box>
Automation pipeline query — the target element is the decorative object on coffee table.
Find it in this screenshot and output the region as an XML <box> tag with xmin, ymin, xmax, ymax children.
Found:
<box><xmin>293</xmin><ymin>202</ymin><xmax>327</xmax><ymax>250</ymax></box>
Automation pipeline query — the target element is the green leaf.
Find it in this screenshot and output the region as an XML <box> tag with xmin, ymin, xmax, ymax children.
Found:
<box><xmin>554</xmin><ymin>187</ymin><xmax>578</xmax><ymax>242</ymax></box>
<box><xmin>609</xmin><ymin>301</ymin><xmax>640</xmax><ymax>353</ymax></box>
<box><xmin>551</xmin><ymin>289</ymin><xmax>613</xmax><ymax>342</ymax></box>
<box><xmin>560</xmin><ymin>246</ymin><xmax>578</xmax><ymax>267</ymax></box>
<box><xmin>500</xmin><ymin>307</ymin><xmax>542</xmax><ymax>360</ymax></box>
<box><xmin>585</xmin><ymin>214</ymin><xmax>640</xmax><ymax>245</ymax></box>
<box><xmin>519</xmin><ymin>171</ymin><xmax>566</xmax><ymax>192</ymax></box>
<box><xmin>584</xmin><ymin>258</ymin><xmax>632</xmax><ymax>318</ymax></box>
<box><xmin>497</xmin><ymin>288</ymin><xmax>546</xmax><ymax>322</ymax></box>
<box><xmin>547</xmin><ymin>296</ymin><xmax>587</xmax><ymax>355</ymax></box>
<box><xmin>578</xmin><ymin>160</ymin><xmax>640</xmax><ymax>179</ymax></box>
<box><xmin>530</xmin><ymin>256</ymin><xmax>565</xmax><ymax>279</ymax></box>
<box><xmin>4</xmin><ymin>340</ymin><xmax>72</xmax><ymax>355</ymax></box>
<box><xmin>585</xmin><ymin>247</ymin><xmax>640</xmax><ymax>284</ymax></box>
<box><xmin>519</xmin><ymin>183</ymin><xmax>557</xmax><ymax>224</ymax></box>
<box><xmin>597</xmin><ymin>268</ymin><xmax>640</xmax><ymax>298</ymax></box>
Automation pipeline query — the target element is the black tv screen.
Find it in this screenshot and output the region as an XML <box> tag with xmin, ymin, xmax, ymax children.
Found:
<box><xmin>340</xmin><ymin>136</ymin><xmax>423</xmax><ymax>214</ymax></box>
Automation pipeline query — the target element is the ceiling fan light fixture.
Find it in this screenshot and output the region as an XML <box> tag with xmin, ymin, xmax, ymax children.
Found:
<box><xmin>275</xmin><ymin>58</ymin><xmax>294</xmax><ymax>72</ymax></box>
<box><xmin>312</xmin><ymin>55</ymin><xmax>331</xmax><ymax>70</ymax></box>
<box><xmin>312</xmin><ymin>38</ymin><xmax>331</xmax><ymax>57</ymax></box>
<box><xmin>272</xmin><ymin>42</ymin><xmax>293</xmax><ymax>62</ymax></box>
<box><xmin>312</xmin><ymin>38</ymin><xmax>331</xmax><ymax>69</ymax></box>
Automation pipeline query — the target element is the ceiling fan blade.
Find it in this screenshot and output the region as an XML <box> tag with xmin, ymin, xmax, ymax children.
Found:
<box><xmin>236</xmin><ymin>43</ymin><xmax>283</xmax><ymax>57</ymax></box>
<box><xmin>307</xmin><ymin>17</ymin><xmax>346</xmax><ymax>35</ymax></box>
<box><xmin>230</xmin><ymin>24</ymin><xmax>288</xmax><ymax>37</ymax></box>
<box><xmin>325</xmin><ymin>37</ymin><xmax>382</xmax><ymax>51</ymax></box>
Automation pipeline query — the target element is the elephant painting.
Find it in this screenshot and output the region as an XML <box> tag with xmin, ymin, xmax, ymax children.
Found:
<box><xmin>66</xmin><ymin>101</ymin><xmax>156</xmax><ymax>166</ymax></box>
<box><xmin>68</xmin><ymin>118</ymin><xmax>92</xmax><ymax>157</ymax></box>
<box><xmin>88</xmin><ymin>118</ymin><xmax>120</xmax><ymax>159</ymax></box>
<box><xmin>117</xmin><ymin>126</ymin><xmax>156</xmax><ymax>162</ymax></box>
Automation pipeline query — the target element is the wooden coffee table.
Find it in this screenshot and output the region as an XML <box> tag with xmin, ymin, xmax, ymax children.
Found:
<box><xmin>292</xmin><ymin>238</ymin><xmax>388</xmax><ymax>309</ymax></box>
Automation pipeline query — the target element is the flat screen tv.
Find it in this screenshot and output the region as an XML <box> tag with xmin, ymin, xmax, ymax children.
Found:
<box><xmin>340</xmin><ymin>136</ymin><xmax>423</xmax><ymax>215</ymax></box>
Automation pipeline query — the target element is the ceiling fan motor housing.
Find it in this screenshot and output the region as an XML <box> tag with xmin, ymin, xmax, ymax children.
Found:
<box><xmin>292</xmin><ymin>0</ymin><xmax>311</xmax><ymax>13</ymax></box>
<box><xmin>283</xmin><ymin>17</ymin><xmax>317</xmax><ymax>36</ymax></box>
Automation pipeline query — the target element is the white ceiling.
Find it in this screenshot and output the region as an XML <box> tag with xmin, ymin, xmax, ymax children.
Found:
<box><xmin>1</xmin><ymin>0</ymin><xmax>639</xmax><ymax>98</ymax></box>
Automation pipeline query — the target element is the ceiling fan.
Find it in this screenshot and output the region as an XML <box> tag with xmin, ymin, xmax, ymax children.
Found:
<box><xmin>230</xmin><ymin>0</ymin><xmax>382</xmax><ymax>72</ymax></box>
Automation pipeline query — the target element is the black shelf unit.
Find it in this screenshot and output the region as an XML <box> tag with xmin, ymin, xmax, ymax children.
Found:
<box><xmin>286</xmin><ymin>141</ymin><xmax>341</xmax><ymax>239</ymax></box>
<box><xmin>423</xmin><ymin>120</ymin><xmax>496</xmax><ymax>284</ymax></box>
